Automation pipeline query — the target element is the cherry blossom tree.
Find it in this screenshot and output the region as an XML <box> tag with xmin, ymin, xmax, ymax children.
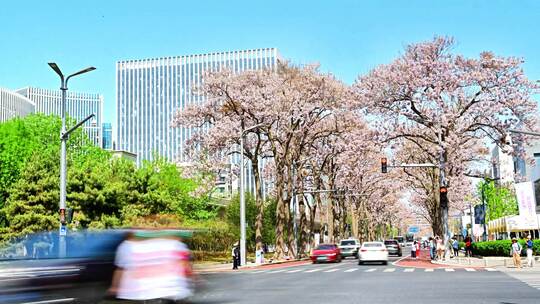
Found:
<box><xmin>353</xmin><ymin>36</ymin><xmax>539</xmax><ymax>239</ymax></box>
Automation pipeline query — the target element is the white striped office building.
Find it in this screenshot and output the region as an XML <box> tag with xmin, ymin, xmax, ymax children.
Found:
<box><xmin>0</xmin><ymin>87</ymin><xmax>35</xmax><ymax>122</ymax></box>
<box><xmin>17</xmin><ymin>87</ymin><xmax>103</xmax><ymax>147</ymax></box>
<box><xmin>116</xmin><ymin>48</ymin><xmax>279</xmax><ymax>162</ymax></box>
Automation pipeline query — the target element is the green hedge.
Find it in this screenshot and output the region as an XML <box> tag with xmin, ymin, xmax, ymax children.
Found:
<box><xmin>472</xmin><ymin>240</ymin><xmax>540</xmax><ymax>257</ymax></box>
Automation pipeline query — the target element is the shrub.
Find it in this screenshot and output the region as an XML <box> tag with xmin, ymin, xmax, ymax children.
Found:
<box><xmin>472</xmin><ymin>239</ymin><xmax>540</xmax><ymax>256</ymax></box>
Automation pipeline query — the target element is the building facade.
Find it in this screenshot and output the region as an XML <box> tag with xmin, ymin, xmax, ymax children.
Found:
<box><xmin>0</xmin><ymin>87</ymin><xmax>35</xmax><ymax>122</ymax></box>
<box><xmin>116</xmin><ymin>48</ymin><xmax>279</xmax><ymax>166</ymax></box>
<box><xmin>17</xmin><ymin>87</ymin><xmax>103</xmax><ymax>146</ymax></box>
<box><xmin>102</xmin><ymin>122</ymin><xmax>113</xmax><ymax>149</ymax></box>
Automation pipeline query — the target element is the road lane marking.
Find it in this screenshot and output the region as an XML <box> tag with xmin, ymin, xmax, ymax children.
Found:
<box><xmin>324</xmin><ymin>268</ymin><xmax>340</xmax><ymax>273</ymax></box>
<box><xmin>445</xmin><ymin>268</ymin><xmax>455</xmax><ymax>272</ymax></box>
<box><xmin>383</xmin><ymin>268</ymin><xmax>396</xmax><ymax>272</ymax></box>
<box><xmin>403</xmin><ymin>268</ymin><xmax>415</xmax><ymax>272</ymax></box>
<box><xmin>364</xmin><ymin>268</ymin><xmax>377</xmax><ymax>272</ymax></box>
<box><xmin>424</xmin><ymin>268</ymin><xmax>434</xmax><ymax>272</ymax></box>
<box><xmin>485</xmin><ymin>268</ymin><xmax>497</xmax><ymax>271</ymax></box>
<box><xmin>344</xmin><ymin>268</ymin><xmax>358</xmax><ymax>272</ymax></box>
<box><xmin>286</xmin><ymin>269</ymin><xmax>303</xmax><ymax>273</ymax></box>
<box><xmin>268</xmin><ymin>269</ymin><xmax>287</xmax><ymax>273</ymax></box>
<box><xmin>304</xmin><ymin>268</ymin><xmax>322</xmax><ymax>273</ymax></box>
<box><xmin>465</xmin><ymin>268</ymin><xmax>476</xmax><ymax>272</ymax></box>
<box><xmin>251</xmin><ymin>270</ymin><xmax>268</xmax><ymax>274</ymax></box>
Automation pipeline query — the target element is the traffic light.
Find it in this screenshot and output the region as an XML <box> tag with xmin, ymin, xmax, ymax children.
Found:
<box><xmin>66</xmin><ymin>208</ymin><xmax>74</xmax><ymax>224</ymax></box>
<box><xmin>381</xmin><ymin>157</ymin><xmax>388</xmax><ymax>173</ymax></box>
<box><xmin>440</xmin><ymin>186</ymin><xmax>448</xmax><ymax>209</ymax></box>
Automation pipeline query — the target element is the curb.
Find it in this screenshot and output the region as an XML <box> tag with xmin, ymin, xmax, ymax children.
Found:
<box><xmin>197</xmin><ymin>258</ymin><xmax>311</xmax><ymax>273</ymax></box>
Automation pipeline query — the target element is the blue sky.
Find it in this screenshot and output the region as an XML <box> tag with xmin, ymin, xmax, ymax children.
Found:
<box><xmin>1</xmin><ymin>0</ymin><xmax>539</xmax><ymax>126</ymax></box>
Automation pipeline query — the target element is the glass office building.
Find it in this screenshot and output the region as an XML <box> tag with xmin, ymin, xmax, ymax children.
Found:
<box><xmin>116</xmin><ymin>48</ymin><xmax>279</xmax><ymax>163</ymax></box>
<box><xmin>0</xmin><ymin>87</ymin><xmax>35</xmax><ymax>122</ymax></box>
<box><xmin>17</xmin><ymin>87</ymin><xmax>103</xmax><ymax>147</ymax></box>
<box><xmin>102</xmin><ymin>122</ymin><xmax>113</xmax><ymax>149</ymax></box>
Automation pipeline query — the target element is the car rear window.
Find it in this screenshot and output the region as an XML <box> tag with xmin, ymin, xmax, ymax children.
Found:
<box><xmin>340</xmin><ymin>240</ymin><xmax>356</xmax><ymax>246</ymax></box>
<box><xmin>384</xmin><ymin>240</ymin><xmax>398</xmax><ymax>245</ymax></box>
<box><xmin>363</xmin><ymin>243</ymin><xmax>383</xmax><ymax>247</ymax></box>
<box><xmin>316</xmin><ymin>245</ymin><xmax>335</xmax><ymax>250</ymax></box>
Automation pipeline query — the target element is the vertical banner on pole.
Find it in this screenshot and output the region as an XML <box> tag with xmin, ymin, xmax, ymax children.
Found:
<box><xmin>514</xmin><ymin>181</ymin><xmax>538</xmax><ymax>228</ymax></box>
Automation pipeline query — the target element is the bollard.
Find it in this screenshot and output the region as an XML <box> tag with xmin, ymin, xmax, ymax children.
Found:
<box><xmin>484</xmin><ymin>259</ymin><xmax>488</xmax><ymax>267</ymax></box>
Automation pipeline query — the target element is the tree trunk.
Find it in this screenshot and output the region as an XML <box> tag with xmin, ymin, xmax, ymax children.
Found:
<box><xmin>351</xmin><ymin>211</ymin><xmax>359</xmax><ymax>239</ymax></box>
<box><xmin>299</xmin><ymin>195</ymin><xmax>308</xmax><ymax>257</ymax></box>
<box><xmin>251</xmin><ymin>158</ymin><xmax>264</xmax><ymax>252</ymax></box>
<box><xmin>273</xmin><ymin>167</ymin><xmax>287</xmax><ymax>260</ymax></box>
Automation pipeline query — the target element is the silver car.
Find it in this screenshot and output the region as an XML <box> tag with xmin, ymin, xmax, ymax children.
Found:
<box><xmin>338</xmin><ymin>239</ymin><xmax>360</xmax><ymax>259</ymax></box>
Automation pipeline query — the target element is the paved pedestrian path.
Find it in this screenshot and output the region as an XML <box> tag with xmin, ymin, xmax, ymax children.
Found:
<box><xmin>503</xmin><ymin>268</ymin><xmax>540</xmax><ymax>292</ymax></box>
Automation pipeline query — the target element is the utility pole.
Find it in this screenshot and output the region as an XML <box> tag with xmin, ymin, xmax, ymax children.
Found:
<box><xmin>48</xmin><ymin>63</ymin><xmax>95</xmax><ymax>258</ymax></box>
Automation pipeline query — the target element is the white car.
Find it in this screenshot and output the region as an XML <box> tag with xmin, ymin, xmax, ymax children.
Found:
<box><xmin>358</xmin><ymin>241</ymin><xmax>389</xmax><ymax>265</ymax></box>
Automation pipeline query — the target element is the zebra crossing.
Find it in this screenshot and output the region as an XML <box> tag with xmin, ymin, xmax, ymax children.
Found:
<box><xmin>504</xmin><ymin>269</ymin><xmax>540</xmax><ymax>292</ymax></box>
<box><xmin>242</xmin><ymin>266</ymin><xmax>498</xmax><ymax>275</ymax></box>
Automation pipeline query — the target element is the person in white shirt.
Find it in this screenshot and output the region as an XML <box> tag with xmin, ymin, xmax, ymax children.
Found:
<box><xmin>410</xmin><ymin>240</ymin><xmax>417</xmax><ymax>259</ymax></box>
<box><xmin>511</xmin><ymin>237</ymin><xmax>522</xmax><ymax>269</ymax></box>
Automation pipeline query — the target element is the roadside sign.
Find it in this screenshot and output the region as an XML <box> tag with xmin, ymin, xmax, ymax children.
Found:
<box><xmin>408</xmin><ymin>226</ymin><xmax>419</xmax><ymax>234</ymax></box>
<box><xmin>59</xmin><ymin>225</ymin><xmax>67</xmax><ymax>236</ymax></box>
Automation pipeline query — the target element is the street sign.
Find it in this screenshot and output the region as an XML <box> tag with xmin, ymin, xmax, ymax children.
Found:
<box><xmin>474</xmin><ymin>205</ymin><xmax>485</xmax><ymax>224</ymax></box>
<box><xmin>59</xmin><ymin>225</ymin><xmax>67</xmax><ymax>236</ymax></box>
<box><xmin>408</xmin><ymin>226</ymin><xmax>420</xmax><ymax>234</ymax></box>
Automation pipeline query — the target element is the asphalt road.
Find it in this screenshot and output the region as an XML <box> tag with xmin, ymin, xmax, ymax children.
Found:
<box><xmin>191</xmin><ymin>247</ymin><xmax>540</xmax><ymax>304</ymax></box>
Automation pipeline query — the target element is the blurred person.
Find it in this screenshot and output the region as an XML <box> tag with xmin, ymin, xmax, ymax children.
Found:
<box><xmin>436</xmin><ymin>236</ymin><xmax>444</xmax><ymax>261</ymax></box>
<box><xmin>416</xmin><ymin>239</ymin><xmax>421</xmax><ymax>258</ymax></box>
<box><xmin>109</xmin><ymin>230</ymin><xmax>194</xmax><ymax>302</ymax></box>
<box><xmin>232</xmin><ymin>242</ymin><xmax>240</xmax><ymax>270</ymax></box>
<box><xmin>465</xmin><ymin>236</ymin><xmax>473</xmax><ymax>257</ymax></box>
<box><xmin>526</xmin><ymin>235</ymin><xmax>534</xmax><ymax>267</ymax></box>
<box><xmin>452</xmin><ymin>237</ymin><xmax>459</xmax><ymax>257</ymax></box>
<box><xmin>410</xmin><ymin>240</ymin><xmax>416</xmax><ymax>259</ymax></box>
<box><xmin>511</xmin><ymin>237</ymin><xmax>522</xmax><ymax>269</ymax></box>
<box><xmin>429</xmin><ymin>237</ymin><xmax>435</xmax><ymax>260</ymax></box>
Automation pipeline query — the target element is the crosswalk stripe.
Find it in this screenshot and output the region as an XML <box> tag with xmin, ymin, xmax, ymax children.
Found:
<box><xmin>445</xmin><ymin>268</ymin><xmax>455</xmax><ymax>272</ymax></box>
<box><xmin>304</xmin><ymin>268</ymin><xmax>322</xmax><ymax>273</ymax></box>
<box><xmin>403</xmin><ymin>268</ymin><xmax>415</xmax><ymax>272</ymax></box>
<box><xmin>251</xmin><ymin>270</ymin><xmax>268</xmax><ymax>274</ymax></box>
<box><xmin>424</xmin><ymin>268</ymin><xmax>434</xmax><ymax>272</ymax></box>
<box><xmin>465</xmin><ymin>268</ymin><xmax>476</xmax><ymax>272</ymax></box>
<box><xmin>324</xmin><ymin>268</ymin><xmax>340</xmax><ymax>273</ymax></box>
<box><xmin>383</xmin><ymin>268</ymin><xmax>396</xmax><ymax>272</ymax></box>
<box><xmin>268</xmin><ymin>269</ymin><xmax>287</xmax><ymax>273</ymax></box>
<box><xmin>344</xmin><ymin>268</ymin><xmax>358</xmax><ymax>272</ymax></box>
<box><xmin>365</xmin><ymin>268</ymin><xmax>377</xmax><ymax>272</ymax></box>
<box><xmin>286</xmin><ymin>269</ymin><xmax>303</xmax><ymax>273</ymax></box>
<box><xmin>485</xmin><ymin>268</ymin><xmax>497</xmax><ymax>271</ymax></box>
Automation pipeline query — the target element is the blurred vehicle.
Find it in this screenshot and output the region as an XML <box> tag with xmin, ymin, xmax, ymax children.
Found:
<box><xmin>310</xmin><ymin>244</ymin><xmax>341</xmax><ymax>263</ymax></box>
<box><xmin>405</xmin><ymin>234</ymin><xmax>414</xmax><ymax>246</ymax></box>
<box><xmin>338</xmin><ymin>238</ymin><xmax>360</xmax><ymax>259</ymax></box>
<box><xmin>0</xmin><ymin>230</ymin><xmax>127</xmax><ymax>304</ymax></box>
<box><xmin>383</xmin><ymin>239</ymin><xmax>402</xmax><ymax>256</ymax></box>
<box><xmin>358</xmin><ymin>241</ymin><xmax>389</xmax><ymax>265</ymax></box>
<box><xmin>394</xmin><ymin>235</ymin><xmax>405</xmax><ymax>247</ymax></box>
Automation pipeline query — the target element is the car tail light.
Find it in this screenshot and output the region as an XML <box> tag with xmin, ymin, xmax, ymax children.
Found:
<box><xmin>361</xmin><ymin>249</ymin><xmax>367</xmax><ymax>252</ymax></box>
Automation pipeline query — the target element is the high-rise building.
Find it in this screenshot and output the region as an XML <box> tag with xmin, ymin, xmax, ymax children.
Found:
<box><xmin>17</xmin><ymin>87</ymin><xmax>103</xmax><ymax>146</ymax></box>
<box><xmin>0</xmin><ymin>87</ymin><xmax>35</xmax><ymax>122</ymax></box>
<box><xmin>116</xmin><ymin>48</ymin><xmax>279</xmax><ymax>164</ymax></box>
<box><xmin>102</xmin><ymin>122</ymin><xmax>113</xmax><ymax>149</ymax></box>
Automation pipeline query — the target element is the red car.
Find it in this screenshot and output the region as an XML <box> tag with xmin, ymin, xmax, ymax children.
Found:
<box><xmin>310</xmin><ymin>244</ymin><xmax>342</xmax><ymax>263</ymax></box>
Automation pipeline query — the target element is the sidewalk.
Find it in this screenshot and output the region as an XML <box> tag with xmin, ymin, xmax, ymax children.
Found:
<box><xmin>431</xmin><ymin>254</ymin><xmax>540</xmax><ymax>269</ymax></box>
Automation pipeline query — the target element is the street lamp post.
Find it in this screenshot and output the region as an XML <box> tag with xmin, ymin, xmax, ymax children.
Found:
<box><xmin>48</xmin><ymin>63</ymin><xmax>96</xmax><ymax>257</ymax></box>
<box><xmin>239</xmin><ymin>123</ymin><xmax>264</xmax><ymax>266</ymax></box>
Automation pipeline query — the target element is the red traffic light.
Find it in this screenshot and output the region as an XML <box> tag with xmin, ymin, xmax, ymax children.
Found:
<box><xmin>381</xmin><ymin>157</ymin><xmax>388</xmax><ymax>173</ymax></box>
<box><xmin>440</xmin><ymin>186</ymin><xmax>447</xmax><ymax>193</ymax></box>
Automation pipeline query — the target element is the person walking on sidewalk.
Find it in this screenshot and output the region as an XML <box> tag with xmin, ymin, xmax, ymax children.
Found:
<box><xmin>526</xmin><ymin>235</ymin><xmax>534</xmax><ymax>267</ymax></box>
<box><xmin>436</xmin><ymin>236</ymin><xmax>444</xmax><ymax>261</ymax></box>
<box><xmin>416</xmin><ymin>240</ymin><xmax>421</xmax><ymax>259</ymax></box>
<box><xmin>232</xmin><ymin>242</ymin><xmax>240</xmax><ymax>270</ymax></box>
<box><xmin>429</xmin><ymin>237</ymin><xmax>436</xmax><ymax>260</ymax></box>
<box><xmin>452</xmin><ymin>237</ymin><xmax>459</xmax><ymax>257</ymax></box>
<box><xmin>465</xmin><ymin>236</ymin><xmax>473</xmax><ymax>257</ymax></box>
<box><xmin>511</xmin><ymin>237</ymin><xmax>522</xmax><ymax>269</ymax></box>
<box><xmin>411</xmin><ymin>240</ymin><xmax>417</xmax><ymax>259</ymax></box>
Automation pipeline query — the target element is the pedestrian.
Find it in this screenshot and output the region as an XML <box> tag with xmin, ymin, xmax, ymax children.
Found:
<box><xmin>452</xmin><ymin>238</ymin><xmax>459</xmax><ymax>257</ymax></box>
<box><xmin>232</xmin><ymin>242</ymin><xmax>240</xmax><ymax>270</ymax></box>
<box><xmin>416</xmin><ymin>240</ymin><xmax>421</xmax><ymax>259</ymax></box>
<box><xmin>429</xmin><ymin>237</ymin><xmax>435</xmax><ymax>260</ymax></box>
<box><xmin>436</xmin><ymin>236</ymin><xmax>444</xmax><ymax>261</ymax></box>
<box><xmin>511</xmin><ymin>237</ymin><xmax>522</xmax><ymax>269</ymax></box>
<box><xmin>411</xmin><ymin>240</ymin><xmax>417</xmax><ymax>259</ymax></box>
<box><xmin>526</xmin><ymin>235</ymin><xmax>534</xmax><ymax>268</ymax></box>
<box><xmin>465</xmin><ymin>236</ymin><xmax>473</xmax><ymax>257</ymax></box>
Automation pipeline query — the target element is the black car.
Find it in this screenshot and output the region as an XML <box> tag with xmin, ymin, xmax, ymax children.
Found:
<box><xmin>0</xmin><ymin>230</ymin><xmax>128</xmax><ymax>304</ymax></box>
<box><xmin>384</xmin><ymin>239</ymin><xmax>402</xmax><ymax>256</ymax></box>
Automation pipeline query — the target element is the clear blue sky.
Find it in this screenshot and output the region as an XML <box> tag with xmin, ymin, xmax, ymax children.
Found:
<box><xmin>1</xmin><ymin>0</ymin><xmax>539</xmax><ymax>126</ymax></box>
